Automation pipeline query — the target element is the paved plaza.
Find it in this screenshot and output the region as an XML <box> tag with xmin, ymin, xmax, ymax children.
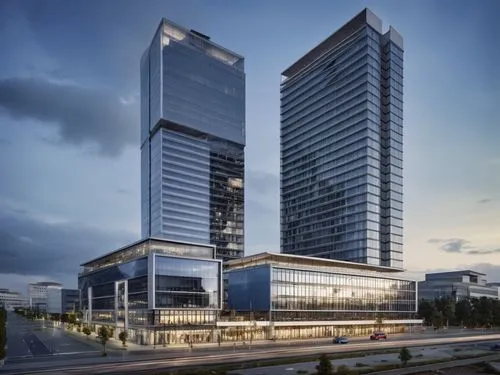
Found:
<box><xmin>5</xmin><ymin>312</ymin><xmax>99</xmax><ymax>362</ymax></box>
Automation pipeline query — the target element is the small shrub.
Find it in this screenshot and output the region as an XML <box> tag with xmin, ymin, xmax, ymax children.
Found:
<box><xmin>98</xmin><ymin>326</ymin><xmax>110</xmax><ymax>355</ymax></box>
<box><xmin>316</xmin><ymin>354</ymin><xmax>334</xmax><ymax>375</ymax></box>
<box><xmin>82</xmin><ymin>326</ymin><xmax>91</xmax><ymax>338</ymax></box>
<box><xmin>399</xmin><ymin>346</ymin><xmax>412</xmax><ymax>367</ymax></box>
<box><xmin>355</xmin><ymin>362</ymin><xmax>368</xmax><ymax>367</ymax></box>
<box><xmin>118</xmin><ymin>331</ymin><xmax>128</xmax><ymax>348</ymax></box>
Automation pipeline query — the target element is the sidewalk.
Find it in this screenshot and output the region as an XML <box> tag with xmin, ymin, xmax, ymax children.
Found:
<box><xmin>62</xmin><ymin>326</ymin><xmax>500</xmax><ymax>355</ymax></box>
<box><xmin>64</xmin><ymin>328</ymin><xmax>128</xmax><ymax>354</ymax></box>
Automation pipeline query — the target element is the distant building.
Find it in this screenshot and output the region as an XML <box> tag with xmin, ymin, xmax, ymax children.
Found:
<box><xmin>0</xmin><ymin>288</ymin><xmax>28</xmax><ymax>310</ymax></box>
<box><xmin>46</xmin><ymin>287</ymin><xmax>80</xmax><ymax>314</ymax></box>
<box><xmin>62</xmin><ymin>289</ymin><xmax>80</xmax><ymax>313</ymax></box>
<box><xmin>28</xmin><ymin>281</ymin><xmax>62</xmax><ymax>311</ymax></box>
<box><xmin>46</xmin><ymin>284</ymin><xmax>63</xmax><ymax>314</ymax></box>
<box><xmin>418</xmin><ymin>270</ymin><xmax>499</xmax><ymax>301</ymax></box>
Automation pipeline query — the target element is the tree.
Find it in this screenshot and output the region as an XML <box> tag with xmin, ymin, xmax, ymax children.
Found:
<box><xmin>435</xmin><ymin>297</ymin><xmax>455</xmax><ymax>327</ymax></box>
<box><xmin>399</xmin><ymin>347</ymin><xmax>412</xmax><ymax>367</ymax></box>
<box><xmin>455</xmin><ymin>299</ymin><xmax>472</xmax><ymax>327</ymax></box>
<box><xmin>316</xmin><ymin>354</ymin><xmax>333</xmax><ymax>375</ymax></box>
<box><xmin>431</xmin><ymin>310</ymin><xmax>444</xmax><ymax>329</ymax></box>
<box><xmin>418</xmin><ymin>300</ymin><xmax>437</xmax><ymax>325</ymax></box>
<box><xmin>98</xmin><ymin>326</ymin><xmax>110</xmax><ymax>356</ymax></box>
<box><xmin>0</xmin><ymin>308</ymin><xmax>6</xmax><ymax>364</ymax></box>
<box><xmin>107</xmin><ymin>326</ymin><xmax>115</xmax><ymax>339</ymax></box>
<box><xmin>50</xmin><ymin>313</ymin><xmax>61</xmax><ymax>322</ymax></box>
<box><xmin>61</xmin><ymin>314</ymin><xmax>69</xmax><ymax>324</ymax></box>
<box><xmin>67</xmin><ymin>313</ymin><xmax>77</xmax><ymax>325</ymax></box>
<box><xmin>118</xmin><ymin>331</ymin><xmax>128</xmax><ymax>348</ymax></box>
<box><xmin>82</xmin><ymin>326</ymin><xmax>91</xmax><ymax>339</ymax></box>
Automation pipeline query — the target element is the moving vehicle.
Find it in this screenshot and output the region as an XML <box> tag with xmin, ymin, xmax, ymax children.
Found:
<box><xmin>333</xmin><ymin>336</ymin><xmax>349</xmax><ymax>344</ymax></box>
<box><xmin>370</xmin><ymin>332</ymin><xmax>387</xmax><ymax>340</ymax></box>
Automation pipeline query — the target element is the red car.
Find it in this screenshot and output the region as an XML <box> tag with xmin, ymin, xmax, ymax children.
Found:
<box><xmin>370</xmin><ymin>332</ymin><xmax>387</xmax><ymax>340</ymax></box>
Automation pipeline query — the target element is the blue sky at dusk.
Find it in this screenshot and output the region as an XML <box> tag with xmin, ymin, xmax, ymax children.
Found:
<box><xmin>0</xmin><ymin>0</ymin><xmax>499</xmax><ymax>293</ymax></box>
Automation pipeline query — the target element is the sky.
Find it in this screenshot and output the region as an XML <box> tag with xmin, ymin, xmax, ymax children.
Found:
<box><xmin>0</xmin><ymin>0</ymin><xmax>499</xmax><ymax>294</ymax></box>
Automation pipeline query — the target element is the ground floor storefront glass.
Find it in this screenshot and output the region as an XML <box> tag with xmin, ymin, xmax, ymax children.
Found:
<box><xmin>125</xmin><ymin>326</ymin><xmax>217</xmax><ymax>345</ymax></box>
<box><xmin>271</xmin><ymin>324</ymin><xmax>410</xmax><ymax>340</ymax></box>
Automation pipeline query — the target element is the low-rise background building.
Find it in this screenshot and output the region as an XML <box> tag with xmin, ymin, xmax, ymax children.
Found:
<box><xmin>418</xmin><ymin>270</ymin><xmax>499</xmax><ymax>301</ymax></box>
<box><xmin>28</xmin><ymin>281</ymin><xmax>63</xmax><ymax>312</ymax></box>
<box><xmin>0</xmin><ymin>288</ymin><xmax>28</xmax><ymax>310</ymax></box>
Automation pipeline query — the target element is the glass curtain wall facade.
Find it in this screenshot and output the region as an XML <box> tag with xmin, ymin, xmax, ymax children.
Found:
<box><xmin>270</xmin><ymin>267</ymin><xmax>415</xmax><ymax>321</ymax></box>
<box><xmin>226</xmin><ymin>258</ymin><xmax>416</xmax><ymax>322</ymax></box>
<box><xmin>280</xmin><ymin>8</ymin><xmax>403</xmax><ymax>269</ymax></box>
<box><xmin>141</xmin><ymin>19</ymin><xmax>245</xmax><ymax>261</ymax></box>
<box><xmin>78</xmin><ymin>238</ymin><xmax>222</xmax><ymax>345</ymax></box>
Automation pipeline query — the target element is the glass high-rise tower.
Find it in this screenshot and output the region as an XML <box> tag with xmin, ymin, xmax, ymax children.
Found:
<box><xmin>141</xmin><ymin>19</ymin><xmax>245</xmax><ymax>261</ymax></box>
<box><xmin>280</xmin><ymin>9</ymin><xmax>404</xmax><ymax>269</ymax></box>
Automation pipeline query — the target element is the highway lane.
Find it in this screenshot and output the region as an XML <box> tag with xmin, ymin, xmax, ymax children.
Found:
<box><xmin>6</xmin><ymin>333</ymin><xmax>500</xmax><ymax>375</ymax></box>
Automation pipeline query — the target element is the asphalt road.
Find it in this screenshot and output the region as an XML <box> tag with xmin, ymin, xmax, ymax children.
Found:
<box><xmin>5</xmin><ymin>312</ymin><xmax>99</xmax><ymax>362</ymax></box>
<box><xmin>4</xmin><ymin>333</ymin><xmax>500</xmax><ymax>375</ymax></box>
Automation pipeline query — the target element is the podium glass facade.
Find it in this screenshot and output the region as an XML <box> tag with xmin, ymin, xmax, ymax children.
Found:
<box><xmin>78</xmin><ymin>238</ymin><xmax>222</xmax><ymax>345</ymax></box>
<box><xmin>226</xmin><ymin>253</ymin><xmax>417</xmax><ymax>321</ymax></box>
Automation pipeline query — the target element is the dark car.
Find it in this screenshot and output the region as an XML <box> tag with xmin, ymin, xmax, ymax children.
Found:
<box><xmin>333</xmin><ymin>336</ymin><xmax>349</xmax><ymax>344</ymax></box>
<box><xmin>370</xmin><ymin>332</ymin><xmax>387</xmax><ymax>340</ymax></box>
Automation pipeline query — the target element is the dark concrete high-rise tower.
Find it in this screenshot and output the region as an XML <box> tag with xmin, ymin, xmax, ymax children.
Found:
<box><xmin>280</xmin><ymin>9</ymin><xmax>404</xmax><ymax>269</ymax></box>
<box><xmin>141</xmin><ymin>19</ymin><xmax>245</xmax><ymax>261</ymax></box>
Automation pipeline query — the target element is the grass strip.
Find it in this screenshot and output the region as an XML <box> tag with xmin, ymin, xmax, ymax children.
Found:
<box><xmin>150</xmin><ymin>350</ymin><xmax>496</xmax><ymax>375</ymax></box>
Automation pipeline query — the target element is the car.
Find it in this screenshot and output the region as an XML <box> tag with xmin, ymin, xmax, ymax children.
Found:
<box><xmin>333</xmin><ymin>336</ymin><xmax>349</xmax><ymax>344</ymax></box>
<box><xmin>370</xmin><ymin>332</ymin><xmax>387</xmax><ymax>340</ymax></box>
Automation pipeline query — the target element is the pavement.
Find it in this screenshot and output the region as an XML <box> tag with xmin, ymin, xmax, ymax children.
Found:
<box><xmin>3</xmin><ymin>315</ymin><xmax>500</xmax><ymax>374</ymax></box>
<box><xmin>4</xmin><ymin>332</ymin><xmax>500</xmax><ymax>374</ymax></box>
<box><xmin>67</xmin><ymin>326</ymin><xmax>500</xmax><ymax>355</ymax></box>
<box><xmin>5</xmin><ymin>312</ymin><xmax>99</xmax><ymax>363</ymax></box>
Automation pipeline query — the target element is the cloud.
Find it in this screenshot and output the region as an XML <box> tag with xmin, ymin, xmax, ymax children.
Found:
<box><xmin>116</xmin><ymin>188</ymin><xmax>132</xmax><ymax>195</ymax></box>
<box><xmin>0</xmin><ymin>77</ymin><xmax>138</xmax><ymax>157</ymax></box>
<box><xmin>478</xmin><ymin>198</ymin><xmax>492</xmax><ymax>204</ymax></box>
<box><xmin>0</xmin><ymin>206</ymin><xmax>137</xmax><ymax>279</ymax></box>
<box><xmin>428</xmin><ymin>238</ymin><xmax>471</xmax><ymax>253</ymax></box>
<box><xmin>467</xmin><ymin>249</ymin><xmax>500</xmax><ymax>255</ymax></box>
<box><xmin>428</xmin><ymin>238</ymin><xmax>500</xmax><ymax>255</ymax></box>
